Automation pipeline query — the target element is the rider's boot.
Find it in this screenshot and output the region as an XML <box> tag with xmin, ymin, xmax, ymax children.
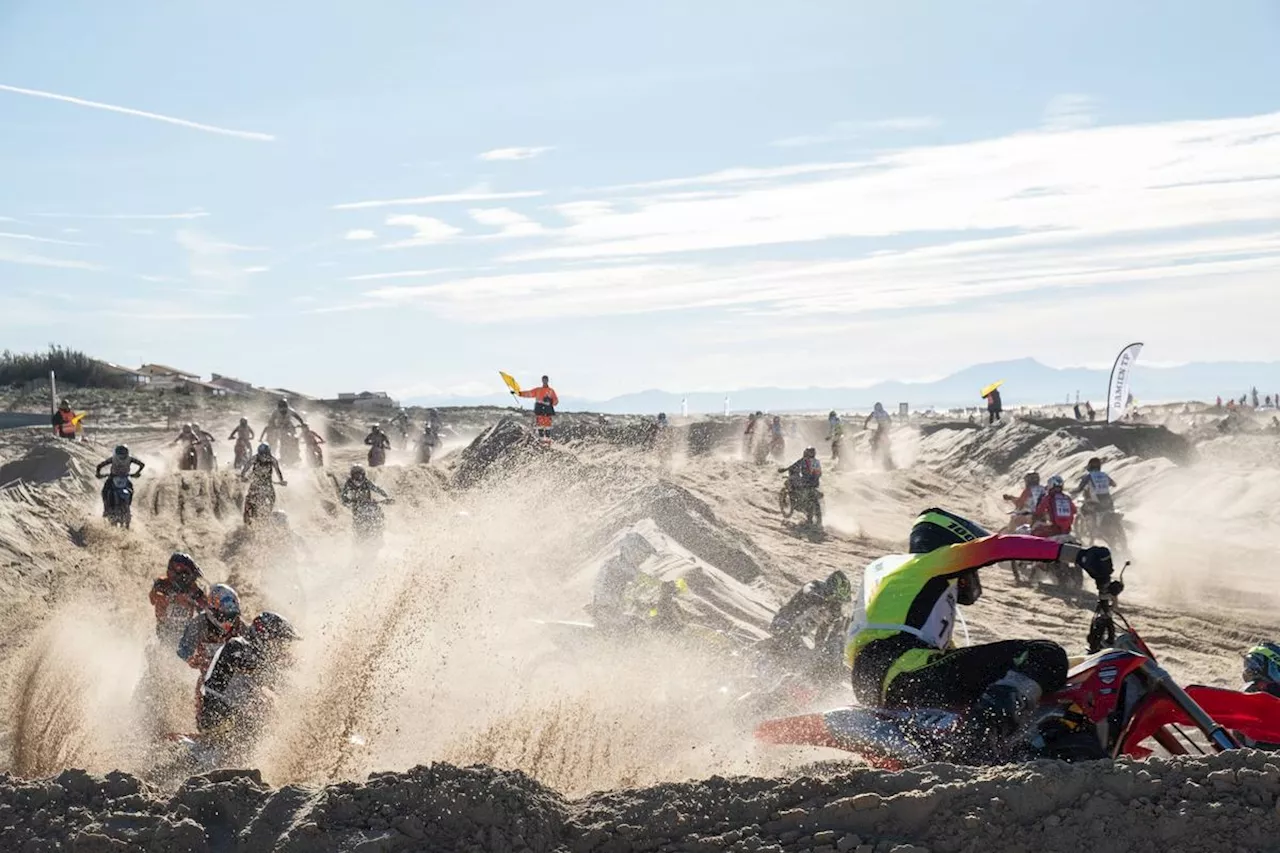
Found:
<box><xmin>972</xmin><ymin>670</ymin><xmax>1042</xmax><ymax>739</ymax></box>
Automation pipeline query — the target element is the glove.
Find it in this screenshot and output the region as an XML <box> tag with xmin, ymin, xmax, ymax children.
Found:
<box><xmin>1076</xmin><ymin>547</ymin><xmax>1113</xmax><ymax>584</ymax></box>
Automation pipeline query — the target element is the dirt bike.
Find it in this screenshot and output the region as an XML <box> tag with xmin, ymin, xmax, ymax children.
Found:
<box><xmin>1007</xmin><ymin>518</ymin><xmax>1083</xmax><ymax>589</ymax></box>
<box><xmin>769</xmin><ymin>434</ymin><xmax>786</xmax><ymax>463</ymax></box>
<box><xmin>243</xmin><ymin>478</ymin><xmax>285</xmax><ymax>525</ymax></box>
<box><xmin>348</xmin><ymin>496</ymin><xmax>393</xmax><ymax>546</ymax></box>
<box><xmin>417</xmin><ymin>434</ymin><xmax>437</xmax><ymax>464</ymax></box>
<box><xmin>278</xmin><ymin>431</ymin><xmax>300</xmax><ymax>468</ymax></box>
<box><xmin>1078</xmin><ymin>504</ymin><xmax>1130</xmax><ymax>554</ymax></box>
<box><xmin>778</xmin><ymin>479</ymin><xmax>823</xmax><ymax>528</ymax></box>
<box><xmin>302</xmin><ymin>430</ymin><xmax>324</xmax><ymax>468</ymax></box>
<box><xmin>367</xmin><ymin>443</ymin><xmax>388</xmax><ymax>468</ymax></box>
<box><xmin>755</xmin><ymin>567</ymin><xmax>1280</xmax><ymax>767</ymax></box>
<box><xmin>233</xmin><ymin>439</ymin><xmax>252</xmax><ymax>469</ymax></box>
<box><xmin>97</xmin><ymin>473</ymin><xmax>136</xmax><ymax>528</ymax></box>
<box><xmin>195</xmin><ymin>438</ymin><xmax>217</xmax><ymax>472</ymax></box>
<box><xmin>178</xmin><ymin>442</ymin><xmax>198</xmax><ymax>471</ymax></box>
<box><xmin>869</xmin><ymin>428</ymin><xmax>895</xmax><ymax>470</ymax></box>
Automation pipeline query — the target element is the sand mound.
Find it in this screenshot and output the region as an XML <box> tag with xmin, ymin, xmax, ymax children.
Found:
<box><xmin>0</xmin><ymin>443</ymin><xmax>79</xmax><ymax>487</ymax></box>
<box><xmin>4</xmin><ymin>752</ymin><xmax>1280</xmax><ymax>852</ymax></box>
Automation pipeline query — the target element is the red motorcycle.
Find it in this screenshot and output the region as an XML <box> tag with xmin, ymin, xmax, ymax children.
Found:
<box><xmin>755</xmin><ymin>568</ymin><xmax>1280</xmax><ymax>767</ymax></box>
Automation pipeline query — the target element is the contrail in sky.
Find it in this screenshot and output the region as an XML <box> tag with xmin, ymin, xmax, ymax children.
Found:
<box><xmin>0</xmin><ymin>82</ymin><xmax>275</xmax><ymax>141</ymax></box>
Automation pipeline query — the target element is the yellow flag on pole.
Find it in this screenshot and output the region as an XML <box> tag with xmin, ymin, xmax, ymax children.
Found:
<box><xmin>499</xmin><ymin>371</ymin><xmax>521</xmax><ymax>394</ymax></box>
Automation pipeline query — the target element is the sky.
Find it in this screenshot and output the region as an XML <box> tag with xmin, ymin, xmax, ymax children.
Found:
<box><xmin>2</xmin><ymin>1</ymin><xmax>1279</xmax><ymax>401</ymax></box>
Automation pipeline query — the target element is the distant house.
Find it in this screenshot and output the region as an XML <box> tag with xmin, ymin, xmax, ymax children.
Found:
<box><xmin>331</xmin><ymin>391</ymin><xmax>399</xmax><ymax>410</ymax></box>
<box><xmin>180</xmin><ymin>379</ymin><xmax>229</xmax><ymax>397</ymax></box>
<box><xmin>138</xmin><ymin>363</ymin><xmax>201</xmax><ymax>389</ymax></box>
<box><xmin>93</xmin><ymin>361</ymin><xmax>151</xmax><ymax>387</ymax></box>
<box><xmin>266</xmin><ymin>387</ymin><xmax>313</xmax><ymax>402</ymax></box>
<box><xmin>209</xmin><ymin>373</ymin><xmax>254</xmax><ymax>396</ymax></box>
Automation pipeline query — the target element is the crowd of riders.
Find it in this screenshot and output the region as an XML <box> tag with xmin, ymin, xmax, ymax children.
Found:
<box><xmin>150</xmin><ymin>551</ymin><xmax>300</xmax><ymax>750</ymax></box>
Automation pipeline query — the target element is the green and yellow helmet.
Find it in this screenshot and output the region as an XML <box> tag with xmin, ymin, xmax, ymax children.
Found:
<box><xmin>1243</xmin><ymin>643</ymin><xmax>1280</xmax><ymax>684</ymax></box>
<box><xmin>909</xmin><ymin>507</ymin><xmax>989</xmax><ymax>554</ymax></box>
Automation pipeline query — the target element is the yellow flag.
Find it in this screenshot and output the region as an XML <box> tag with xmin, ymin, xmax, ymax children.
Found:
<box><xmin>71</xmin><ymin>412</ymin><xmax>87</xmax><ymax>425</ymax></box>
<box><xmin>499</xmin><ymin>371</ymin><xmax>521</xmax><ymax>394</ymax></box>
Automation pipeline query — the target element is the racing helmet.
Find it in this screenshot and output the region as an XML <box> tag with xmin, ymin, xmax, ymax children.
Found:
<box><xmin>1024</xmin><ymin>471</ymin><xmax>1040</xmax><ymax>485</ymax></box>
<box><xmin>1243</xmin><ymin>643</ymin><xmax>1280</xmax><ymax>685</ymax></box>
<box><xmin>1087</xmin><ymin>457</ymin><xmax>1102</xmax><ymax>471</ymax></box>
<box><xmin>166</xmin><ymin>551</ymin><xmax>203</xmax><ymax>584</ymax></box>
<box><xmin>909</xmin><ymin>507</ymin><xmax>988</xmax><ymax>554</ymax></box>
<box><xmin>350</xmin><ymin>464</ymin><xmax>366</xmax><ymax>480</ymax></box>
<box><xmin>277</xmin><ymin>397</ymin><xmax>289</xmax><ymax>410</ymax></box>
<box><xmin>252</xmin><ymin>611</ymin><xmax>301</xmax><ymax>643</ymax></box>
<box><xmin>1047</xmin><ymin>475</ymin><xmax>1065</xmax><ymax>490</ymax></box>
<box><xmin>239</xmin><ymin>417</ymin><xmax>249</xmax><ymax>426</ymax></box>
<box><xmin>829</xmin><ymin>410</ymin><xmax>838</xmax><ymax>420</ymax></box>
<box><xmin>207</xmin><ymin>583</ymin><xmax>241</xmax><ymax>628</ymax></box>
<box><xmin>826</xmin><ymin>571</ymin><xmax>852</xmax><ymax>603</ymax></box>
<box><xmin>803</xmin><ymin>446</ymin><xmax>817</xmax><ymax>459</ymax></box>
<box><xmin>114</xmin><ymin>444</ymin><xmax>129</xmax><ymax>459</ymax></box>
<box><xmin>257</xmin><ymin>442</ymin><xmax>271</xmax><ymax>457</ymax></box>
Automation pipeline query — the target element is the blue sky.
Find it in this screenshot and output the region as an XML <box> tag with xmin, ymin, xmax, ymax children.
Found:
<box><xmin>2</xmin><ymin>1</ymin><xmax>1279</xmax><ymax>400</ymax></box>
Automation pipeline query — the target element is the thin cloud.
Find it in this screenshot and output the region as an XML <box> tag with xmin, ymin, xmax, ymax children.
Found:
<box><xmin>0</xmin><ymin>82</ymin><xmax>274</xmax><ymax>141</ymax></box>
<box><xmin>332</xmin><ymin>189</ymin><xmax>544</xmax><ymax>211</ymax></box>
<box><xmin>33</xmin><ymin>210</ymin><xmax>210</xmax><ymax>221</ymax></box>
<box><xmin>345</xmin><ymin>229</ymin><xmax>377</xmax><ymax>241</ymax></box>
<box><xmin>0</xmin><ymin>243</ymin><xmax>102</xmax><ymax>271</ymax></box>
<box><xmin>468</xmin><ymin>207</ymin><xmax>544</xmax><ymax>237</ymax></box>
<box><xmin>382</xmin><ymin>214</ymin><xmax>462</xmax><ymax>248</ymax></box>
<box><xmin>1042</xmin><ymin>94</ymin><xmax>1097</xmax><ymax>132</ymax></box>
<box><xmin>478</xmin><ymin>146</ymin><xmax>554</xmax><ymax>161</ymax></box>
<box><xmin>0</xmin><ymin>231</ymin><xmax>92</xmax><ymax>246</ymax></box>
<box><xmin>346</xmin><ymin>268</ymin><xmax>462</xmax><ymax>282</ymax></box>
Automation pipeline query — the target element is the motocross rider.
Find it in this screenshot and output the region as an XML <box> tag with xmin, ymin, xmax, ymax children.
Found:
<box><xmin>240</xmin><ymin>443</ymin><xmax>286</xmax><ymax>524</ymax></box>
<box><xmin>1074</xmin><ymin>457</ymin><xmax>1117</xmax><ymax>521</ymax></box>
<box><xmin>589</xmin><ymin>533</ymin><xmax>657</xmax><ymax>632</ymax></box>
<box><xmin>1243</xmin><ymin>643</ymin><xmax>1280</xmax><ymax>698</ymax></box>
<box><xmin>228</xmin><ymin>418</ymin><xmax>255</xmax><ymax>457</ymax></box>
<box><xmin>781</xmin><ymin>447</ymin><xmax>822</xmax><ymax>493</ymax></box>
<box><xmin>94</xmin><ymin>444</ymin><xmax>144</xmax><ymax>510</ymax></box>
<box><xmin>827</xmin><ymin>412</ymin><xmax>845</xmax><ymax>465</ymax></box>
<box><xmin>846</xmin><ymin>507</ymin><xmax>1114</xmax><ymax>740</ymax></box>
<box><xmin>1032</xmin><ymin>475</ymin><xmax>1077</xmax><ymax>537</ymax></box>
<box><xmin>149</xmin><ymin>552</ymin><xmax>208</xmax><ymax>644</ymax></box>
<box><xmin>364</xmin><ymin>424</ymin><xmax>392</xmax><ymax>463</ymax></box>
<box><xmin>268</xmin><ymin>397</ymin><xmax>306</xmax><ymax>434</ymax></box>
<box><xmin>864</xmin><ymin>402</ymin><xmax>891</xmax><ymax>433</ymax></box>
<box><xmin>178</xmin><ymin>583</ymin><xmax>247</xmax><ymax>671</ymax></box>
<box><xmin>196</xmin><ymin>611</ymin><xmax>300</xmax><ymax>738</ymax></box>
<box><xmin>1002</xmin><ymin>471</ymin><xmax>1044</xmax><ymax>530</ymax></box>
<box><xmin>341</xmin><ymin>465</ymin><xmax>389</xmax><ymax>507</ymax></box>
<box><xmin>770</xmin><ymin>571</ymin><xmax>851</xmax><ymax>668</ymax></box>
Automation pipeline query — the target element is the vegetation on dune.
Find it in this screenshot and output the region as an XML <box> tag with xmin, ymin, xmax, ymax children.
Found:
<box><xmin>0</xmin><ymin>346</ymin><xmax>129</xmax><ymax>390</ymax></box>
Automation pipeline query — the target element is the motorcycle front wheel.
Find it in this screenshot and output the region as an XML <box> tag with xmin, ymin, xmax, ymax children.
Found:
<box><xmin>778</xmin><ymin>486</ymin><xmax>794</xmax><ymax>519</ymax></box>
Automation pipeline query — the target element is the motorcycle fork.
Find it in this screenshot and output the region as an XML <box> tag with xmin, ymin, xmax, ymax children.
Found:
<box><xmin>1113</xmin><ymin>659</ymin><xmax>1240</xmax><ymax>756</ymax></box>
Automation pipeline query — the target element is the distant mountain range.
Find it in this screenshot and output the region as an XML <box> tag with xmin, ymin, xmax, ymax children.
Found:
<box><xmin>405</xmin><ymin>358</ymin><xmax>1280</xmax><ymax>415</ymax></box>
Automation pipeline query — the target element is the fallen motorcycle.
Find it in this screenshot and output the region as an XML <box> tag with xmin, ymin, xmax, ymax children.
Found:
<box><xmin>755</xmin><ymin>567</ymin><xmax>1280</xmax><ymax>767</ymax></box>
